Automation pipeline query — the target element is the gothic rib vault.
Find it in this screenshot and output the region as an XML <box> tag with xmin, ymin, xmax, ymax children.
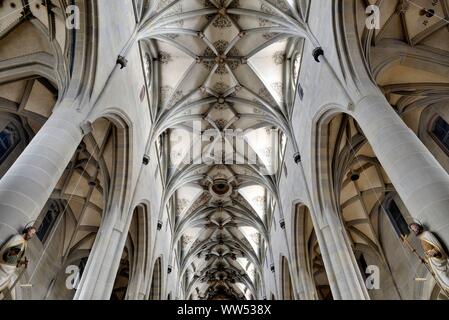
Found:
<box><xmin>141</xmin><ymin>0</ymin><xmax>304</xmax><ymax>300</ymax></box>
<box><xmin>0</xmin><ymin>0</ymin><xmax>449</xmax><ymax>301</ymax></box>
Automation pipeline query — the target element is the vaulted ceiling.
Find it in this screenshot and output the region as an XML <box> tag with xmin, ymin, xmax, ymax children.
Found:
<box><xmin>139</xmin><ymin>0</ymin><xmax>305</xmax><ymax>300</ymax></box>
<box><xmin>9</xmin><ymin>0</ymin><xmax>445</xmax><ymax>301</ymax></box>
<box><xmin>0</xmin><ymin>0</ymin><xmax>308</xmax><ymax>300</ymax></box>
<box><xmin>360</xmin><ymin>0</ymin><xmax>449</xmax><ymax>135</ymax></box>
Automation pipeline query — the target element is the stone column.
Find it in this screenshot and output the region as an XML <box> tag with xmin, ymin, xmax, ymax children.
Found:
<box><xmin>74</xmin><ymin>207</ymin><xmax>126</xmax><ymax>300</ymax></box>
<box><xmin>126</xmin><ymin>245</ymin><xmax>148</xmax><ymax>300</ymax></box>
<box><xmin>295</xmin><ymin>265</ymin><xmax>315</xmax><ymax>300</ymax></box>
<box><xmin>0</xmin><ymin>106</ymin><xmax>83</xmax><ymax>244</ymax></box>
<box><xmin>355</xmin><ymin>94</ymin><xmax>449</xmax><ymax>246</ymax></box>
<box><xmin>317</xmin><ymin>209</ymin><xmax>370</xmax><ymax>300</ymax></box>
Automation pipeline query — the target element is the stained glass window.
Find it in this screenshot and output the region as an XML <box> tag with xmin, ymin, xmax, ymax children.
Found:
<box><xmin>431</xmin><ymin>116</ymin><xmax>449</xmax><ymax>153</ymax></box>
<box><xmin>0</xmin><ymin>123</ymin><xmax>20</xmax><ymax>164</ymax></box>
<box><xmin>37</xmin><ymin>200</ymin><xmax>63</xmax><ymax>242</ymax></box>
<box><xmin>385</xmin><ymin>199</ymin><xmax>409</xmax><ymax>238</ymax></box>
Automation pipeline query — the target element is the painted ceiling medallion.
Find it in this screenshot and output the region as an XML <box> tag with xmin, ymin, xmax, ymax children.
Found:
<box><xmin>159</xmin><ymin>51</ymin><xmax>172</xmax><ymax>65</ymax></box>
<box><xmin>202</xmin><ymin>40</ymin><xmax>241</xmax><ymax>74</ymax></box>
<box><xmin>210</xmin><ymin>179</ymin><xmax>233</xmax><ymax>199</ymax></box>
<box><xmin>158</xmin><ymin>0</ymin><xmax>184</xmax><ymax>26</ymax></box>
<box><xmin>205</xmin><ymin>0</ymin><xmax>240</xmax><ymax>28</ymax></box>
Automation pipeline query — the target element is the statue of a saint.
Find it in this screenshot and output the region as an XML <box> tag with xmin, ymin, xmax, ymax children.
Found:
<box><xmin>409</xmin><ymin>223</ymin><xmax>449</xmax><ymax>294</ymax></box>
<box><xmin>0</xmin><ymin>227</ymin><xmax>36</xmax><ymax>299</ymax></box>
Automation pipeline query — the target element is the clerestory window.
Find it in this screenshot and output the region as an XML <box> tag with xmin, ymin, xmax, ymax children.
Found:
<box><xmin>431</xmin><ymin>116</ymin><xmax>449</xmax><ymax>153</ymax></box>
<box><xmin>0</xmin><ymin>123</ymin><xmax>20</xmax><ymax>164</ymax></box>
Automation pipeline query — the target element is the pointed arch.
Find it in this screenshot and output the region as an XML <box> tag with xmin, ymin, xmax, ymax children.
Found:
<box><xmin>149</xmin><ymin>257</ymin><xmax>163</xmax><ymax>300</ymax></box>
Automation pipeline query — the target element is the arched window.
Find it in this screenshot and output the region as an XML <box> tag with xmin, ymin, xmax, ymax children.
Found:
<box><xmin>281</xmin><ymin>257</ymin><xmax>294</xmax><ymax>300</ymax></box>
<box><xmin>69</xmin><ymin>256</ymin><xmax>89</xmax><ymax>292</ymax></box>
<box><xmin>355</xmin><ymin>252</ymin><xmax>368</xmax><ymax>280</ymax></box>
<box><xmin>149</xmin><ymin>258</ymin><xmax>162</xmax><ymax>300</ymax></box>
<box><xmin>385</xmin><ymin>198</ymin><xmax>409</xmax><ymax>238</ymax></box>
<box><xmin>78</xmin><ymin>257</ymin><xmax>89</xmax><ymax>281</ymax></box>
<box><xmin>37</xmin><ymin>200</ymin><xmax>64</xmax><ymax>242</ymax></box>
<box><xmin>430</xmin><ymin>116</ymin><xmax>449</xmax><ymax>153</ymax></box>
<box><xmin>0</xmin><ymin>122</ymin><xmax>20</xmax><ymax>164</ymax></box>
<box><xmin>144</xmin><ymin>53</ymin><xmax>152</xmax><ymax>87</ymax></box>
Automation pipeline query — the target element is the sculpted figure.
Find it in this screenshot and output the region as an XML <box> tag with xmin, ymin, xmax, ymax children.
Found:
<box><xmin>410</xmin><ymin>223</ymin><xmax>449</xmax><ymax>294</ymax></box>
<box><xmin>0</xmin><ymin>227</ymin><xmax>36</xmax><ymax>299</ymax></box>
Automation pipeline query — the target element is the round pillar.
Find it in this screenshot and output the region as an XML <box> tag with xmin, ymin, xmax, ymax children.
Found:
<box><xmin>355</xmin><ymin>94</ymin><xmax>449</xmax><ymax>246</ymax></box>
<box><xmin>0</xmin><ymin>107</ymin><xmax>83</xmax><ymax>244</ymax></box>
